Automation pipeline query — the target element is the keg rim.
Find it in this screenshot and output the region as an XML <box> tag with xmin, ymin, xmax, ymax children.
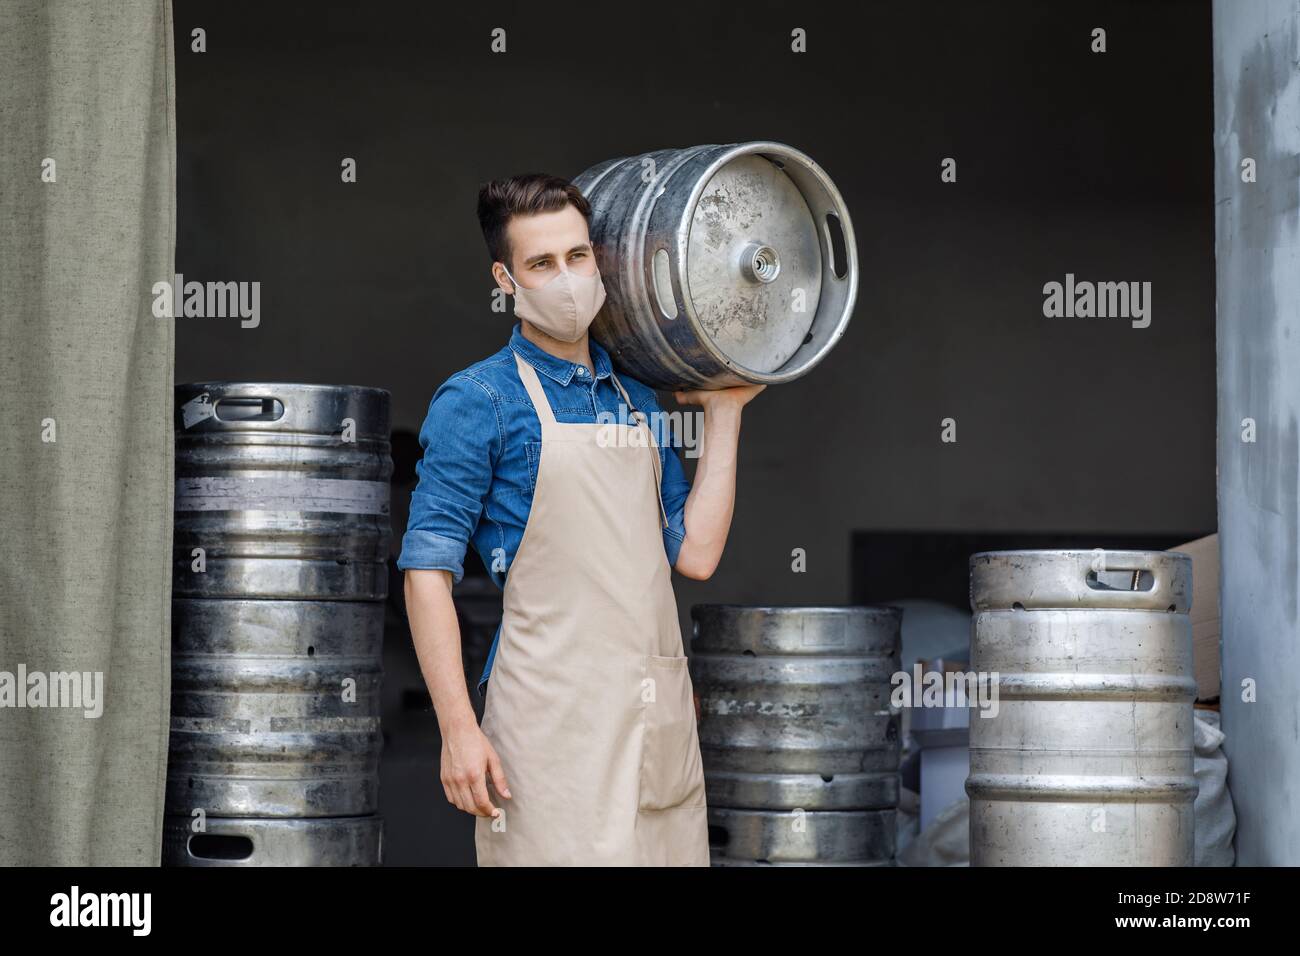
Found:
<box><xmin>970</xmin><ymin>548</ymin><xmax>1191</xmax><ymax>563</ymax></box>
<box><xmin>691</xmin><ymin>602</ymin><xmax>902</xmax><ymax>618</ymax></box>
<box><xmin>177</xmin><ymin>381</ymin><xmax>392</xmax><ymax>399</ymax></box>
<box><xmin>676</xmin><ymin>140</ymin><xmax>859</xmax><ymax>385</ymax></box>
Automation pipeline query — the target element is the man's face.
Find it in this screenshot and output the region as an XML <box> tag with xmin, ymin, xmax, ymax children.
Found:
<box><xmin>495</xmin><ymin>204</ymin><xmax>599</xmax><ymax>293</ymax></box>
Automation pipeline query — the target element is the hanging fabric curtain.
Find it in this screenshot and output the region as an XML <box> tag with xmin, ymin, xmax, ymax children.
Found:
<box><xmin>0</xmin><ymin>0</ymin><xmax>176</xmax><ymax>865</ymax></box>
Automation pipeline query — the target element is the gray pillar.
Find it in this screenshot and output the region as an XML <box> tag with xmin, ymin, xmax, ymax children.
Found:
<box><xmin>1214</xmin><ymin>0</ymin><xmax>1300</xmax><ymax>866</ymax></box>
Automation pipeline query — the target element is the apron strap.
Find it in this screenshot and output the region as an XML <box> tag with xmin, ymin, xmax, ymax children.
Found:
<box><xmin>513</xmin><ymin>351</ymin><xmax>558</xmax><ymax>427</ymax></box>
<box><xmin>611</xmin><ymin>372</ymin><xmax>669</xmax><ymax>531</ymax></box>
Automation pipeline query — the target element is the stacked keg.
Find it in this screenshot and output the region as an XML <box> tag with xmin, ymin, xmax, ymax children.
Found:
<box><xmin>691</xmin><ymin>605</ymin><xmax>901</xmax><ymax>866</ymax></box>
<box><xmin>574</xmin><ymin>141</ymin><xmax>858</xmax><ymax>390</ymax></box>
<box><xmin>966</xmin><ymin>550</ymin><xmax>1198</xmax><ymax>866</ymax></box>
<box><xmin>164</xmin><ymin>383</ymin><xmax>391</xmax><ymax>866</ymax></box>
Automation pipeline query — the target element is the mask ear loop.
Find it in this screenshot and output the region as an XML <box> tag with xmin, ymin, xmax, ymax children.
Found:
<box><xmin>610</xmin><ymin>373</ymin><xmax>668</xmax><ymax>530</ymax></box>
<box><xmin>501</xmin><ymin>263</ymin><xmax>520</xmax><ymax>294</ymax></box>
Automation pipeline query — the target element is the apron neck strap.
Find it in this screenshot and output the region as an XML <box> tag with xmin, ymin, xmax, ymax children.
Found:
<box><xmin>513</xmin><ymin>351</ymin><xmax>557</xmax><ymax>427</ymax></box>
<box><xmin>609</xmin><ymin>371</ymin><xmax>637</xmax><ymax>412</ymax></box>
<box><xmin>610</xmin><ymin>372</ymin><xmax>668</xmax><ymax>529</ymax></box>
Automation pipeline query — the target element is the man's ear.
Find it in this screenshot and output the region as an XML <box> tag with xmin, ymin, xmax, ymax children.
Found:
<box><xmin>492</xmin><ymin>262</ymin><xmax>515</xmax><ymax>294</ymax></box>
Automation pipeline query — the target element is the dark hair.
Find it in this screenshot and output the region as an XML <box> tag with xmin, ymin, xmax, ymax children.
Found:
<box><xmin>476</xmin><ymin>173</ymin><xmax>593</xmax><ymax>269</ymax></box>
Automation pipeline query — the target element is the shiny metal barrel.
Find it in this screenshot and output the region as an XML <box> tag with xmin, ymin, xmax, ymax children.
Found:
<box><xmin>708</xmin><ymin>807</ymin><xmax>895</xmax><ymax>866</ymax></box>
<box><xmin>168</xmin><ymin>383</ymin><xmax>390</xmax><ymax>865</ymax></box>
<box><xmin>162</xmin><ymin>814</ymin><xmax>383</xmax><ymax>867</ymax></box>
<box><xmin>167</xmin><ymin>599</ymin><xmax>384</xmax><ymax>817</ymax></box>
<box><xmin>691</xmin><ymin>605</ymin><xmax>901</xmax><ymax>811</ymax></box>
<box><xmin>173</xmin><ymin>382</ymin><xmax>392</xmax><ymax>602</ymax></box>
<box><xmin>574</xmin><ymin>142</ymin><xmax>858</xmax><ymax>390</ymax></box>
<box><xmin>967</xmin><ymin>550</ymin><xmax>1198</xmax><ymax>867</ymax></box>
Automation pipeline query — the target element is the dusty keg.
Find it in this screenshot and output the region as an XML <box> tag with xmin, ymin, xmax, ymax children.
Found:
<box><xmin>574</xmin><ymin>142</ymin><xmax>858</xmax><ymax>390</ymax></box>
<box><xmin>691</xmin><ymin>605</ymin><xmax>901</xmax><ymax>813</ymax></box>
<box><xmin>162</xmin><ymin>814</ymin><xmax>383</xmax><ymax>867</ymax></box>
<box><xmin>168</xmin><ymin>599</ymin><xmax>384</xmax><ymax>817</ymax></box>
<box><xmin>967</xmin><ymin>550</ymin><xmax>1197</xmax><ymax>867</ymax></box>
<box><xmin>173</xmin><ymin>382</ymin><xmax>392</xmax><ymax>602</ymax></box>
<box><xmin>708</xmin><ymin>807</ymin><xmax>895</xmax><ymax>866</ymax></box>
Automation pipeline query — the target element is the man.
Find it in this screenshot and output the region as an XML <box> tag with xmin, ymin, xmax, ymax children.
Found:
<box><xmin>399</xmin><ymin>172</ymin><xmax>762</xmax><ymax>866</ymax></box>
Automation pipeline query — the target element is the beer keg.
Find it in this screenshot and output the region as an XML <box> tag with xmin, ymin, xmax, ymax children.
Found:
<box><xmin>173</xmin><ymin>383</ymin><xmax>392</xmax><ymax>602</ymax></box>
<box><xmin>167</xmin><ymin>599</ymin><xmax>383</xmax><ymax>817</ymax></box>
<box><xmin>691</xmin><ymin>604</ymin><xmax>901</xmax><ymax>809</ymax></box>
<box><xmin>967</xmin><ymin>550</ymin><xmax>1198</xmax><ymax>866</ymax></box>
<box><xmin>169</xmin><ymin>383</ymin><xmax>390</xmax><ymax>866</ymax></box>
<box><xmin>692</xmin><ymin>605</ymin><xmax>901</xmax><ymax>866</ymax></box>
<box><xmin>574</xmin><ymin>142</ymin><xmax>858</xmax><ymax>390</ymax></box>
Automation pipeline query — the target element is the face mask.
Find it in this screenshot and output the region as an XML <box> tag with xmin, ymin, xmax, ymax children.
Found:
<box><xmin>502</xmin><ymin>261</ymin><xmax>607</xmax><ymax>343</ymax></box>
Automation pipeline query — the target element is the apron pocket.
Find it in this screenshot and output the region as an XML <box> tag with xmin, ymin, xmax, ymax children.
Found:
<box><xmin>639</xmin><ymin>655</ymin><xmax>707</xmax><ymax>812</ymax></box>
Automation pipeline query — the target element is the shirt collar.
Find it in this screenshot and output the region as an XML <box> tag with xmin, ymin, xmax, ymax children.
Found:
<box><xmin>508</xmin><ymin>322</ymin><xmax>614</xmax><ymax>386</ymax></box>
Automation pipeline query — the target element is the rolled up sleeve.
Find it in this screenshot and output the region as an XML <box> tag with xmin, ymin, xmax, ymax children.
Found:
<box><xmin>660</xmin><ymin>449</ymin><xmax>689</xmax><ymax>569</ymax></box>
<box><xmin>397</xmin><ymin>374</ymin><xmax>500</xmax><ymax>583</ymax></box>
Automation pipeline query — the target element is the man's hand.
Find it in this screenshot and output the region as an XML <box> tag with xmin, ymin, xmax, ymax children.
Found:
<box><xmin>441</xmin><ymin>720</ymin><xmax>511</xmax><ymax>817</ymax></box>
<box><xmin>673</xmin><ymin>383</ymin><xmax>766</xmax><ymax>411</ymax></box>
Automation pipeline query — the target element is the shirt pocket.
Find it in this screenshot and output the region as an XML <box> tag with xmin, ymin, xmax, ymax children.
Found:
<box><xmin>638</xmin><ymin>655</ymin><xmax>707</xmax><ymax>812</ymax></box>
<box><xmin>523</xmin><ymin>441</ymin><xmax>541</xmax><ymax>495</ymax></box>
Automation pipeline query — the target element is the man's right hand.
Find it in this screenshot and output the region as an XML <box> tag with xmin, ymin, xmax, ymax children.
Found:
<box><xmin>441</xmin><ymin>721</ymin><xmax>511</xmax><ymax>817</ymax></box>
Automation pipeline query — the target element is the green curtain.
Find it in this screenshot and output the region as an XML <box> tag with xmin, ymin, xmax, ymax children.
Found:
<box><xmin>0</xmin><ymin>0</ymin><xmax>175</xmax><ymax>865</ymax></box>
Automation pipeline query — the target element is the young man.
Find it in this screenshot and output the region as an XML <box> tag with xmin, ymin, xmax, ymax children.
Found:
<box><xmin>399</xmin><ymin>173</ymin><xmax>762</xmax><ymax>866</ymax></box>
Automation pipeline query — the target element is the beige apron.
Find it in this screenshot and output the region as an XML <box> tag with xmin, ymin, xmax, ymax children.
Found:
<box><xmin>474</xmin><ymin>351</ymin><xmax>709</xmax><ymax>866</ymax></box>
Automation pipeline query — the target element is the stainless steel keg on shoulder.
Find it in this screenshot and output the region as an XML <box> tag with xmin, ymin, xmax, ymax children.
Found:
<box><xmin>691</xmin><ymin>605</ymin><xmax>901</xmax><ymax>866</ymax></box>
<box><xmin>166</xmin><ymin>383</ymin><xmax>391</xmax><ymax>867</ymax></box>
<box><xmin>574</xmin><ymin>142</ymin><xmax>858</xmax><ymax>390</ymax></box>
<box><xmin>966</xmin><ymin>550</ymin><xmax>1197</xmax><ymax>867</ymax></box>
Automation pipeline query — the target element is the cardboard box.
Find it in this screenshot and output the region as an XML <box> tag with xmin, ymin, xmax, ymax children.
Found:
<box><xmin>1171</xmin><ymin>534</ymin><xmax>1220</xmax><ymax>702</ymax></box>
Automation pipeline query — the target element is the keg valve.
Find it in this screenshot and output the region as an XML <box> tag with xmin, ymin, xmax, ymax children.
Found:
<box><xmin>740</xmin><ymin>243</ymin><xmax>781</xmax><ymax>283</ymax></box>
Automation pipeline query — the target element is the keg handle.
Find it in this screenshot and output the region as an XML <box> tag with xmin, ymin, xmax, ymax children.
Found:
<box><xmin>1082</xmin><ymin>550</ymin><xmax>1161</xmax><ymax>594</ymax></box>
<box><xmin>213</xmin><ymin>395</ymin><xmax>286</xmax><ymax>423</ymax></box>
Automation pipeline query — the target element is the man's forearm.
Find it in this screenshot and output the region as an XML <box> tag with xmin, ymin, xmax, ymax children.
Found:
<box><xmin>404</xmin><ymin>569</ymin><xmax>478</xmax><ymax>734</ymax></box>
<box><xmin>676</xmin><ymin>404</ymin><xmax>743</xmax><ymax>579</ymax></box>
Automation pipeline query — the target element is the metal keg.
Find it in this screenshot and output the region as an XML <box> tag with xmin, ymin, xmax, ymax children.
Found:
<box><xmin>173</xmin><ymin>382</ymin><xmax>392</xmax><ymax>602</ymax></box>
<box><xmin>162</xmin><ymin>814</ymin><xmax>383</xmax><ymax>867</ymax></box>
<box><xmin>169</xmin><ymin>383</ymin><xmax>390</xmax><ymax>864</ymax></box>
<box><xmin>708</xmin><ymin>808</ymin><xmax>895</xmax><ymax>866</ymax></box>
<box><xmin>574</xmin><ymin>142</ymin><xmax>858</xmax><ymax>390</ymax></box>
<box><xmin>168</xmin><ymin>599</ymin><xmax>383</xmax><ymax>817</ymax></box>
<box><xmin>691</xmin><ymin>605</ymin><xmax>901</xmax><ymax>813</ymax></box>
<box><xmin>966</xmin><ymin>550</ymin><xmax>1198</xmax><ymax>867</ymax></box>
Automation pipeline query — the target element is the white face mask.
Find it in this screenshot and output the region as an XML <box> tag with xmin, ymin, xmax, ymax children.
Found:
<box><xmin>503</xmin><ymin>261</ymin><xmax>607</xmax><ymax>343</ymax></box>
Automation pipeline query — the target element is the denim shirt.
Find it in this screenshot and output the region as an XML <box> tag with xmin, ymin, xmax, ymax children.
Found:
<box><xmin>397</xmin><ymin>322</ymin><xmax>691</xmax><ymax>695</ymax></box>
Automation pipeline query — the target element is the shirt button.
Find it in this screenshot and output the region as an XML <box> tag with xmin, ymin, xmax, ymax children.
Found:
<box><xmin>575</xmin><ymin>367</ymin><xmax>586</xmax><ymax>377</ymax></box>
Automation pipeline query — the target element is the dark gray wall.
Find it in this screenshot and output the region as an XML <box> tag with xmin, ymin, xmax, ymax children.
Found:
<box><xmin>1214</xmin><ymin>0</ymin><xmax>1300</xmax><ymax>867</ymax></box>
<box><xmin>173</xmin><ymin>0</ymin><xmax>1216</xmax><ymax>864</ymax></box>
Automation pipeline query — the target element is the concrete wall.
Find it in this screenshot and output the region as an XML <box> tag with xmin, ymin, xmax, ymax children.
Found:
<box><xmin>1214</xmin><ymin>0</ymin><xmax>1300</xmax><ymax>866</ymax></box>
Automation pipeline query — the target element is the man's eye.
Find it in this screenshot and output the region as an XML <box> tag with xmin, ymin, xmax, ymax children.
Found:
<box><xmin>570</xmin><ymin>251</ymin><xmax>587</xmax><ymax>260</ymax></box>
